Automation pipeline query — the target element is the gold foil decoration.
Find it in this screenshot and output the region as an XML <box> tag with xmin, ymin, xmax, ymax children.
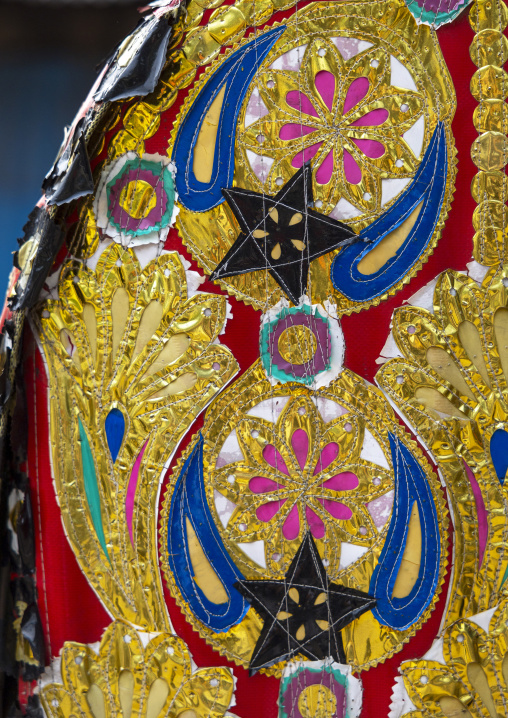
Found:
<box><xmin>172</xmin><ymin>0</ymin><xmax>456</xmax><ymax>314</ymax></box>
<box><xmin>119</xmin><ymin>180</ymin><xmax>158</xmax><ymax>218</ymax></box>
<box><xmin>471</xmin><ymin>65</ymin><xmax>508</xmax><ymax>103</ymax></box>
<box><xmin>398</xmin><ymin>600</ymin><xmax>508</xmax><ymax>718</ymax></box>
<box><xmin>298</xmin><ymin>685</ymin><xmax>337</xmax><ymax>718</ymax></box>
<box><xmin>40</xmin><ymin>621</ymin><xmax>235</xmax><ymax>718</ymax></box>
<box><xmin>471</xmin><ymin>131</ymin><xmax>508</xmax><ymax>171</ymax></box>
<box><xmin>161</xmin><ymin>361</ymin><xmax>448</xmax><ymax>673</ymax></box>
<box><xmin>470</xmin><ymin>0</ymin><xmax>508</xmax><ymax>265</ymax></box>
<box><xmin>278</xmin><ymin>325</ymin><xmax>317</xmax><ymax>363</ymax></box>
<box><xmin>35</xmin><ymin>244</ymin><xmax>238</xmax><ymax>630</ymax></box>
<box><xmin>377</xmin><ymin>267</ymin><xmax>508</xmax><ymax>627</ymax></box>
<box><xmin>473</xmin><ymin>99</ymin><xmax>508</xmax><ymax>133</ymax></box>
<box><xmin>469</xmin><ymin>29</ymin><xmax>508</xmax><ymax>67</ymax></box>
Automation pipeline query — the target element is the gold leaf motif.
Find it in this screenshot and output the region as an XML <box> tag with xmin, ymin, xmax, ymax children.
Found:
<box><xmin>377</xmin><ymin>267</ymin><xmax>508</xmax><ymax>625</ymax></box>
<box><xmin>35</xmin><ymin>245</ymin><xmax>238</xmax><ymax>630</ymax></box>
<box><xmin>400</xmin><ymin>601</ymin><xmax>508</xmax><ymax>718</ymax></box>
<box><xmin>40</xmin><ymin>621</ymin><xmax>235</xmax><ymax>718</ymax></box>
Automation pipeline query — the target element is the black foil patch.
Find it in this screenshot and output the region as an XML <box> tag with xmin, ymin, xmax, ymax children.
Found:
<box><xmin>210</xmin><ymin>163</ymin><xmax>358</xmax><ymax>304</ymax></box>
<box><xmin>19</xmin><ymin>602</ymin><xmax>45</xmax><ymax>682</ymax></box>
<box><xmin>43</xmin><ymin>118</ymin><xmax>94</xmax><ymax>207</ymax></box>
<box><xmin>11</xmin><ymin>207</ymin><xmax>64</xmax><ymax>311</ymax></box>
<box><xmin>234</xmin><ymin>533</ymin><xmax>376</xmax><ymax>673</ymax></box>
<box><xmin>16</xmin><ymin>488</ymin><xmax>35</xmax><ymax>575</ymax></box>
<box><xmin>94</xmin><ymin>15</ymin><xmax>173</xmax><ymax>103</ymax></box>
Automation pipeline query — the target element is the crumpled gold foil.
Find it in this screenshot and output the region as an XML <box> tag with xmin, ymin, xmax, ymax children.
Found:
<box><xmin>398</xmin><ymin>599</ymin><xmax>508</xmax><ymax>718</ymax></box>
<box><xmin>104</xmin><ymin>0</ymin><xmax>296</xmax><ymax>165</ymax></box>
<box><xmin>40</xmin><ymin>620</ymin><xmax>235</xmax><ymax>718</ymax></box>
<box><xmin>172</xmin><ymin>0</ymin><xmax>456</xmax><ymax>314</ymax></box>
<box><xmin>377</xmin><ymin>266</ymin><xmax>508</xmax><ymax>627</ymax></box>
<box><xmin>35</xmin><ymin>244</ymin><xmax>238</xmax><ymax>630</ymax></box>
<box><xmin>470</xmin><ymin>0</ymin><xmax>508</xmax><ymax>266</ymax></box>
<box><xmin>161</xmin><ymin>361</ymin><xmax>448</xmax><ymax>674</ymax></box>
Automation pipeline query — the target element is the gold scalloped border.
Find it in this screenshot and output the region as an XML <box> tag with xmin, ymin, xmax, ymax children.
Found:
<box><xmin>168</xmin><ymin>0</ymin><xmax>457</xmax><ymax>315</ymax></box>
<box><xmin>159</xmin><ymin>365</ymin><xmax>450</xmax><ymax>674</ymax></box>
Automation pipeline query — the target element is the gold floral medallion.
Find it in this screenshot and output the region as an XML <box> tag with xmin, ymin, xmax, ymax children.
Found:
<box><xmin>161</xmin><ymin>361</ymin><xmax>448</xmax><ymax>673</ymax></box>
<box><xmin>172</xmin><ymin>0</ymin><xmax>456</xmax><ymax>313</ymax></box>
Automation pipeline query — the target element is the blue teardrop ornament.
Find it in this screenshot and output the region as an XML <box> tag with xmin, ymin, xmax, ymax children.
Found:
<box><xmin>105</xmin><ymin>408</ymin><xmax>125</xmax><ymax>464</ymax></box>
<box><xmin>331</xmin><ymin>122</ymin><xmax>448</xmax><ymax>303</ymax></box>
<box><xmin>489</xmin><ymin>428</ymin><xmax>508</xmax><ymax>484</ymax></box>
<box><xmin>172</xmin><ymin>26</ymin><xmax>285</xmax><ymax>213</ymax></box>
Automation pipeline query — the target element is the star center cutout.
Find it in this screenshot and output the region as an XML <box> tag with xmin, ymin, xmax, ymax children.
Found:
<box><xmin>210</xmin><ymin>164</ymin><xmax>358</xmax><ymax>304</ymax></box>
<box><xmin>234</xmin><ymin>532</ymin><xmax>376</xmax><ymax>673</ymax></box>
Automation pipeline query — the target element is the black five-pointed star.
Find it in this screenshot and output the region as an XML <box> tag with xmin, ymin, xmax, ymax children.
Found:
<box><xmin>234</xmin><ymin>533</ymin><xmax>376</xmax><ymax>674</ymax></box>
<box><xmin>210</xmin><ymin>164</ymin><xmax>358</xmax><ymax>304</ymax></box>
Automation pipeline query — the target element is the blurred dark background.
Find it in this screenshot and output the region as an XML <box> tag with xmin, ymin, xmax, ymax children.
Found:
<box><xmin>0</xmin><ymin>0</ymin><xmax>141</xmax><ymax>292</ymax></box>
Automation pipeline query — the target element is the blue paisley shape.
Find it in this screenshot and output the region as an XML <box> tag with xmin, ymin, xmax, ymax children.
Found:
<box><xmin>166</xmin><ymin>434</ymin><xmax>248</xmax><ymax>631</ymax></box>
<box><xmin>490</xmin><ymin>428</ymin><xmax>508</xmax><ymax>484</ymax></box>
<box><xmin>369</xmin><ymin>434</ymin><xmax>440</xmax><ymax>630</ymax></box>
<box><xmin>172</xmin><ymin>26</ymin><xmax>285</xmax><ymax>212</ymax></box>
<box><xmin>331</xmin><ymin>122</ymin><xmax>447</xmax><ymax>303</ymax></box>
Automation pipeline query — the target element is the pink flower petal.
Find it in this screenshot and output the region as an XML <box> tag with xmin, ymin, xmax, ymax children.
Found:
<box><xmin>279</xmin><ymin>124</ymin><xmax>318</xmax><ymax>141</ymax></box>
<box><xmin>343</xmin><ymin>149</ymin><xmax>362</xmax><ymax>184</ymax></box>
<box><xmin>351</xmin><ymin>138</ymin><xmax>385</xmax><ymax>159</ymax></box>
<box><xmin>292</xmin><ymin>428</ymin><xmax>309</xmax><ymax>470</ymax></box>
<box><xmin>256</xmin><ymin>499</ymin><xmax>286</xmax><ymax>522</ymax></box>
<box><xmin>126</xmin><ymin>441</ymin><xmax>148</xmax><ymax>547</ymax></box>
<box><xmin>292</xmin><ymin>142</ymin><xmax>323</xmax><ymax>169</ymax></box>
<box><xmin>322</xmin><ymin>472</ymin><xmax>359</xmax><ymax>491</ymax></box>
<box><xmin>263</xmin><ymin>445</ymin><xmax>290</xmax><ymax>475</ymax></box>
<box><xmin>464</xmin><ymin>462</ymin><xmax>488</xmax><ymax>568</ymax></box>
<box><xmin>249</xmin><ymin>477</ymin><xmax>285</xmax><ymax>494</ymax></box>
<box><xmin>350</xmin><ymin>108</ymin><xmax>389</xmax><ymax>127</ymax></box>
<box><xmin>305</xmin><ymin>505</ymin><xmax>325</xmax><ymax>539</ymax></box>
<box><xmin>313</xmin><ymin>442</ymin><xmax>339</xmax><ymax>475</ymax></box>
<box><xmin>286</xmin><ymin>90</ymin><xmax>320</xmax><ymax>118</ymax></box>
<box><xmin>282</xmin><ymin>504</ymin><xmax>300</xmax><ymax>540</ymax></box>
<box><xmin>314</xmin><ymin>70</ymin><xmax>335</xmax><ymax>112</ymax></box>
<box><xmin>315</xmin><ymin>149</ymin><xmax>334</xmax><ymax>185</ymax></box>
<box><xmin>343</xmin><ymin>77</ymin><xmax>369</xmax><ymax>114</ymax></box>
<box><xmin>317</xmin><ymin>498</ymin><xmax>352</xmax><ymax>520</ymax></box>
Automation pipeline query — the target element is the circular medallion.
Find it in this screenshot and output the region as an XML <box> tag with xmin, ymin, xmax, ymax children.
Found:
<box><xmin>95</xmin><ymin>152</ymin><xmax>177</xmax><ymax>246</ymax></box>
<box><xmin>160</xmin><ymin>362</ymin><xmax>448</xmax><ymax>674</ymax></box>
<box><xmin>278</xmin><ymin>325</ymin><xmax>317</xmax><ymax>365</ymax></box>
<box><xmin>171</xmin><ymin>0</ymin><xmax>456</xmax><ymax>313</ymax></box>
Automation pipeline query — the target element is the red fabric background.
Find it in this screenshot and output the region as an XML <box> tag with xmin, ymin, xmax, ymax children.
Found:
<box><xmin>24</xmin><ymin>5</ymin><xmax>478</xmax><ymax>716</ymax></box>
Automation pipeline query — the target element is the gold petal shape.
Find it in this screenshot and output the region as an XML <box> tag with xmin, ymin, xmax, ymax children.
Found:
<box><xmin>35</xmin><ymin>244</ymin><xmax>238</xmax><ymax>630</ymax></box>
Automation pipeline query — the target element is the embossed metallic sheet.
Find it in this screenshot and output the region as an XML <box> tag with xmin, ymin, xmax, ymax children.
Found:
<box><xmin>3</xmin><ymin>1</ymin><xmax>508</xmax><ymax>717</ymax></box>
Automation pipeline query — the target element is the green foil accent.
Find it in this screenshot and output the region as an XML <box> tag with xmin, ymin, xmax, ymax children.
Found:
<box><xmin>260</xmin><ymin>304</ymin><xmax>331</xmax><ymax>386</ymax></box>
<box><xmin>78</xmin><ymin>417</ymin><xmax>109</xmax><ymax>560</ymax></box>
<box><xmin>404</xmin><ymin>0</ymin><xmax>471</xmax><ymax>27</ymax></box>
